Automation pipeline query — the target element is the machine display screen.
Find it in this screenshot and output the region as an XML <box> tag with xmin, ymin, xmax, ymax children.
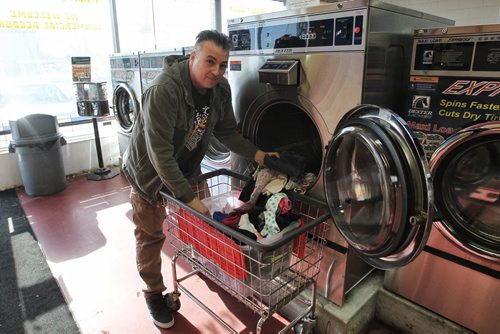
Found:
<box><xmin>140</xmin><ymin>56</ymin><xmax>164</xmax><ymax>69</ymax></box>
<box><xmin>257</xmin><ymin>18</ymin><xmax>334</xmax><ymax>49</ymax></box>
<box><xmin>473</xmin><ymin>41</ymin><xmax>500</xmax><ymax>71</ymax></box>
<box><xmin>414</xmin><ymin>42</ymin><xmax>474</xmax><ymax>71</ymax></box>
<box><xmin>230</xmin><ymin>29</ymin><xmax>253</xmax><ymax>51</ymax></box>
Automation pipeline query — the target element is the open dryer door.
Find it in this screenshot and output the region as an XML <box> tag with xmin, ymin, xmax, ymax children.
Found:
<box><xmin>323</xmin><ymin>104</ymin><xmax>433</xmax><ymax>269</ymax></box>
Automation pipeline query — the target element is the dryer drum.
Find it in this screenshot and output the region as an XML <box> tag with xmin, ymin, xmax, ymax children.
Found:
<box><xmin>248</xmin><ymin>101</ymin><xmax>323</xmax><ymax>178</ymax></box>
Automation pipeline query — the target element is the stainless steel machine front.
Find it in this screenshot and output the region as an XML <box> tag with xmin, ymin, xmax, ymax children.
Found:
<box><xmin>227</xmin><ymin>0</ymin><xmax>452</xmax><ymax>306</ymax></box>
<box><xmin>110</xmin><ymin>52</ymin><xmax>142</xmax><ymax>158</ymax></box>
<box><xmin>385</xmin><ymin>24</ymin><xmax>500</xmax><ymax>334</ymax></box>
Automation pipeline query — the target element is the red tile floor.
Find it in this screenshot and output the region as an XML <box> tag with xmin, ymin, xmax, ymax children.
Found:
<box><xmin>17</xmin><ymin>173</ymin><xmax>395</xmax><ymax>334</ymax></box>
<box><xmin>17</xmin><ymin>173</ymin><xmax>290</xmax><ymax>334</ymax></box>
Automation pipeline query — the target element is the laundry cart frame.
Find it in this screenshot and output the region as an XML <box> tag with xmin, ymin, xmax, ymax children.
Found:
<box><xmin>161</xmin><ymin>169</ymin><xmax>330</xmax><ymax>334</ymax></box>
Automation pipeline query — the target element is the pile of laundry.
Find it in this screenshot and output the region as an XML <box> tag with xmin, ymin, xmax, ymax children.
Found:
<box><xmin>206</xmin><ymin>151</ymin><xmax>317</xmax><ymax>244</ymax></box>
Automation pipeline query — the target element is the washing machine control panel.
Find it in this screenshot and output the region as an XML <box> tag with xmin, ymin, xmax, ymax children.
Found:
<box><xmin>228</xmin><ymin>9</ymin><xmax>367</xmax><ymax>55</ymax></box>
<box><xmin>406</xmin><ymin>28</ymin><xmax>500</xmax><ymax>159</ymax></box>
<box><xmin>139</xmin><ymin>50</ymin><xmax>184</xmax><ymax>91</ymax></box>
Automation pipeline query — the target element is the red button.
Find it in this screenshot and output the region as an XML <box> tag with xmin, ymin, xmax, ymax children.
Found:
<box><xmin>354</xmin><ymin>26</ymin><xmax>361</xmax><ymax>34</ymax></box>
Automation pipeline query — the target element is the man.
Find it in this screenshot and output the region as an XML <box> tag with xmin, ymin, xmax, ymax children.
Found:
<box><xmin>122</xmin><ymin>30</ymin><xmax>275</xmax><ymax>328</ymax></box>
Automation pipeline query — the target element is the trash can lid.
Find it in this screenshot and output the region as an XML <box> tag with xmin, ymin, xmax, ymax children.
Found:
<box><xmin>9</xmin><ymin>114</ymin><xmax>61</xmax><ymax>142</ymax></box>
<box><xmin>11</xmin><ymin>133</ymin><xmax>62</xmax><ymax>146</ymax></box>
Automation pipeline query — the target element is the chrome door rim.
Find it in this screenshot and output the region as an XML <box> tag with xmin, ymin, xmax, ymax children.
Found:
<box><xmin>113</xmin><ymin>82</ymin><xmax>139</xmax><ymax>133</ymax></box>
<box><xmin>324</xmin><ymin>104</ymin><xmax>433</xmax><ymax>269</ymax></box>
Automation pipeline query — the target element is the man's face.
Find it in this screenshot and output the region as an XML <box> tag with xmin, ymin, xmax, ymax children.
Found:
<box><xmin>189</xmin><ymin>41</ymin><xmax>229</xmax><ymax>90</ymax></box>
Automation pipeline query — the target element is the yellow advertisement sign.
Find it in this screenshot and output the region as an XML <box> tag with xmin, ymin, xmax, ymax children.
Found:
<box><xmin>0</xmin><ymin>0</ymin><xmax>103</xmax><ymax>31</ymax></box>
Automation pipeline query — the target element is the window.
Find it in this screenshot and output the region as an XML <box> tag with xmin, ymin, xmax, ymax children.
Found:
<box><xmin>153</xmin><ymin>0</ymin><xmax>214</xmax><ymax>49</ymax></box>
<box><xmin>115</xmin><ymin>0</ymin><xmax>214</xmax><ymax>52</ymax></box>
<box><xmin>114</xmin><ymin>0</ymin><xmax>155</xmax><ymax>52</ymax></box>
<box><xmin>0</xmin><ymin>0</ymin><xmax>285</xmax><ymax>150</ymax></box>
<box><xmin>0</xmin><ymin>0</ymin><xmax>113</xmax><ymax>149</ymax></box>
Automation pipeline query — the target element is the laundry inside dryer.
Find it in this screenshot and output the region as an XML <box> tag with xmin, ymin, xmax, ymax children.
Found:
<box><xmin>251</xmin><ymin>102</ymin><xmax>323</xmax><ymax>179</ymax></box>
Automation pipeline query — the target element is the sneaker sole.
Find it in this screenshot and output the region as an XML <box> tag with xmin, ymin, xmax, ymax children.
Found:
<box><xmin>152</xmin><ymin>317</ymin><xmax>175</xmax><ymax>329</ymax></box>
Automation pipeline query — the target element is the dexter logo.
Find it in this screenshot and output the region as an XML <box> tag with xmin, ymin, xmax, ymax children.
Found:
<box><xmin>442</xmin><ymin>80</ymin><xmax>500</xmax><ymax>97</ymax></box>
<box><xmin>412</xmin><ymin>95</ymin><xmax>430</xmax><ymax>109</ymax></box>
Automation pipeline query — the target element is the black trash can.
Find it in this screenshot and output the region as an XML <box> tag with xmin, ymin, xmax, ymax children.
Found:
<box><xmin>9</xmin><ymin>114</ymin><xmax>67</xmax><ymax>196</ymax></box>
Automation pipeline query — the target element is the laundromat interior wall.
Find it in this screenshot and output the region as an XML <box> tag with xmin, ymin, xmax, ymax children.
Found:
<box><xmin>0</xmin><ymin>0</ymin><xmax>499</xmax><ymax>191</ymax></box>
<box><xmin>380</xmin><ymin>0</ymin><xmax>500</xmax><ymax>26</ymax></box>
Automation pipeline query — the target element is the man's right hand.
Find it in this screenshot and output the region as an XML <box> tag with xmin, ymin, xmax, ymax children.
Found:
<box><xmin>254</xmin><ymin>150</ymin><xmax>279</xmax><ymax>167</ymax></box>
<box><xmin>186</xmin><ymin>197</ymin><xmax>210</xmax><ymax>216</ymax></box>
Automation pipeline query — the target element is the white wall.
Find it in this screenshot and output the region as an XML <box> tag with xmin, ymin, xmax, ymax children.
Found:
<box><xmin>381</xmin><ymin>0</ymin><xmax>500</xmax><ymax>26</ymax></box>
<box><xmin>0</xmin><ymin>123</ymin><xmax>120</xmax><ymax>191</ymax></box>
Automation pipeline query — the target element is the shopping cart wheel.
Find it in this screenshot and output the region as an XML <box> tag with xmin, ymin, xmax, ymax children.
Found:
<box><xmin>294</xmin><ymin>318</ymin><xmax>316</xmax><ymax>334</ymax></box>
<box><xmin>164</xmin><ymin>292</ymin><xmax>181</xmax><ymax>312</ymax></box>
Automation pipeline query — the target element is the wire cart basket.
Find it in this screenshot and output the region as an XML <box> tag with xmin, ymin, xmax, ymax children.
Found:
<box><xmin>161</xmin><ymin>169</ymin><xmax>329</xmax><ymax>334</ymax></box>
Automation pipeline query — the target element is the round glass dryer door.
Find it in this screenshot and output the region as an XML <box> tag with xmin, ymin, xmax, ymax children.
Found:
<box><xmin>113</xmin><ymin>82</ymin><xmax>139</xmax><ymax>133</ymax></box>
<box><xmin>324</xmin><ymin>105</ymin><xmax>433</xmax><ymax>269</ymax></box>
<box><xmin>430</xmin><ymin>122</ymin><xmax>500</xmax><ymax>262</ymax></box>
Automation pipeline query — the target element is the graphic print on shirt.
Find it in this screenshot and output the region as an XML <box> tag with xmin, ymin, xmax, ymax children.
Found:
<box><xmin>185</xmin><ymin>105</ymin><xmax>210</xmax><ymax>151</ymax></box>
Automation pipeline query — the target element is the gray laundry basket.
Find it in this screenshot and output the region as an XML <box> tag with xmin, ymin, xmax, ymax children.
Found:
<box><xmin>9</xmin><ymin>114</ymin><xmax>67</xmax><ymax>196</ymax></box>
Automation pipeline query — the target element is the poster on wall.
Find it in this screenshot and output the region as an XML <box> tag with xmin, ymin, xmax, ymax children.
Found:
<box><xmin>71</xmin><ymin>56</ymin><xmax>91</xmax><ymax>82</ymax></box>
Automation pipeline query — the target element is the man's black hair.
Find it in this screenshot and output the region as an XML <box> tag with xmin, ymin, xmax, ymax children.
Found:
<box><xmin>195</xmin><ymin>30</ymin><xmax>232</xmax><ymax>52</ymax></box>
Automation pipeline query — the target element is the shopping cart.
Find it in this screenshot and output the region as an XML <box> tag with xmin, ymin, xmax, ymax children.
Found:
<box><xmin>161</xmin><ymin>169</ymin><xmax>329</xmax><ymax>334</ymax></box>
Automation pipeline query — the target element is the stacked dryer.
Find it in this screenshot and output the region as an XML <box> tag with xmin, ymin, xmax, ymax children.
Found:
<box><xmin>227</xmin><ymin>0</ymin><xmax>452</xmax><ymax>306</ymax></box>
<box><xmin>384</xmin><ymin>24</ymin><xmax>500</xmax><ymax>334</ymax></box>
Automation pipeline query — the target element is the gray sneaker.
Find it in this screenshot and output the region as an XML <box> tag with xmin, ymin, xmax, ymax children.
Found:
<box><xmin>164</xmin><ymin>292</ymin><xmax>181</xmax><ymax>313</ymax></box>
<box><xmin>145</xmin><ymin>293</ymin><xmax>175</xmax><ymax>329</ymax></box>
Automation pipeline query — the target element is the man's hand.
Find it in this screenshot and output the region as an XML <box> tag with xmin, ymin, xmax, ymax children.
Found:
<box><xmin>186</xmin><ymin>197</ymin><xmax>210</xmax><ymax>216</ymax></box>
<box><xmin>254</xmin><ymin>150</ymin><xmax>279</xmax><ymax>167</ymax></box>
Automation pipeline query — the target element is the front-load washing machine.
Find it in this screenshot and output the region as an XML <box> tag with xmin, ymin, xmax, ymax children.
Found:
<box><xmin>227</xmin><ymin>0</ymin><xmax>452</xmax><ymax>307</ymax></box>
<box><xmin>384</xmin><ymin>24</ymin><xmax>500</xmax><ymax>334</ymax></box>
<box><xmin>139</xmin><ymin>48</ymin><xmax>184</xmax><ymax>92</ymax></box>
<box><xmin>110</xmin><ymin>53</ymin><xmax>142</xmax><ymax>158</ymax></box>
